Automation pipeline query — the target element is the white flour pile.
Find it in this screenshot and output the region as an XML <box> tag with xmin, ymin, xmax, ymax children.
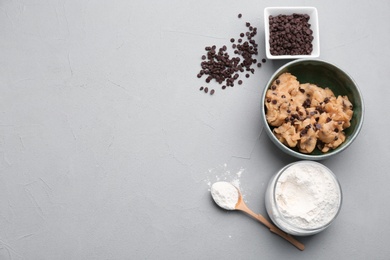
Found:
<box><xmin>275</xmin><ymin>162</ymin><xmax>341</xmax><ymax>229</ymax></box>
<box><xmin>210</xmin><ymin>182</ymin><xmax>239</xmax><ymax>210</ymax></box>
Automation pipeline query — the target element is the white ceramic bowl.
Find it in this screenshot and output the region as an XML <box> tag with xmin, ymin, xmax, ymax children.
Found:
<box><xmin>264</xmin><ymin>7</ymin><xmax>320</xmax><ymax>59</ymax></box>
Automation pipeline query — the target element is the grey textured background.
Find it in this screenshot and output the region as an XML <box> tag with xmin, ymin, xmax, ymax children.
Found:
<box><xmin>0</xmin><ymin>0</ymin><xmax>389</xmax><ymax>259</ymax></box>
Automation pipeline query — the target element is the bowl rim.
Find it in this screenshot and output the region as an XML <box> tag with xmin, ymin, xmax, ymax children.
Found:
<box><xmin>260</xmin><ymin>58</ymin><xmax>365</xmax><ymax>160</ymax></box>
<box><xmin>264</xmin><ymin>6</ymin><xmax>320</xmax><ymax>60</ymax></box>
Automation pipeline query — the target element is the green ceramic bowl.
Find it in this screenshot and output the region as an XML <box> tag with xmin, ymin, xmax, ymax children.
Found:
<box><xmin>260</xmin><ymin>59</ymin><xmax>364</xmax><ymax>160</ymax></box>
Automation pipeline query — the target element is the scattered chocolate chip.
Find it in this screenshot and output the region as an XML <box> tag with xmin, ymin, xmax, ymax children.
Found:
<box><xmin>210</xmin><ymin>89</ymin><xmax>215</xmax><ymax>95</ymax></box>
<box><xmin>222</xmin><ymin>85</ymin><xmax>226</xmax><ymax>89</ymax></box>
<box><xmin>238</xmin><ymin>80</ymin><xmax>243</xmax><ymax>85</ymax></box>
<box><xmin>271</xmin><ymin>85</ymin><xmax>276</xmax><ymax>90</ymax></box>
<box><xmin>257</xmin><ymin>63</ymin><xmax>261</xmax><ymax>67</ymax></box>
<box><xmin>200</xmin><ymin>86</ymin><xmax>204</xmax><ymax>91</ymax></box>
<box><xmin>238</xmin><ymin>13</ymin><xmax>242</xmax><ymax>18</ymax></box>
<box><xmin>272</xmin><ymin>100</ymin><xmax>277</xmax><ymax>105</ymax></box>
<box><xmin>281</xmin><ymin>95</ymin><xmax>286</xmax><ymax>98</ymax></box>
<box><xmin>266</xmin><ymin>98</ymin><xmax>271</xmax><ymax>103</ymax></box>
<box><xmin>204</xmin><ymin>87</ymin><xmax>208</xmax><ymax>93</ymax></box>
<box><xmin>197</xmin><ymin>14</ymin><xmax>261</xmax><ymax>95</ymax></box>
<box><xmin>275</xmin><ymin>79</ymin><xmax>280</xmax><ymax>85</ymax></box>
<box><xmin>246</xmin><ymin>74</ymin><xmax>250</xmax><ymax>78</ymax></box>
<box><xmin>262</xmin><ymin>58</ymin><xmax>266</xmax><ymax>63</ymax></box>
<box><xmin>326</xmin><ymin>117</ymin><xmax>332</xmax><ymax>123</ymax></box>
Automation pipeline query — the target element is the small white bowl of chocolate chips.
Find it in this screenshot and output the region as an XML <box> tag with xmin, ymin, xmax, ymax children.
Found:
<box><xmin>264</xmin><ymin>7</ymin><xmax>320</xmax><ymax>59</ymax></box>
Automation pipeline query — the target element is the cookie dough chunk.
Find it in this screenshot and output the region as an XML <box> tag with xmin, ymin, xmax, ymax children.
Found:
<box><xmin>265</xmin><ymin>73</ymin><xmax>299</xmax><ymax>126</ymax></box>
<box><xmin>273</xmin><ymin>123</ymin><xmax>300</xmax><ymax>148</ymax></box>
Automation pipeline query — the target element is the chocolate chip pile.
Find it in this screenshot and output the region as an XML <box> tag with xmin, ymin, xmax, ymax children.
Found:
<box><xmin>269</xmin><ymin>14</ymin><xmax>313</xmax><ymax>56</ymax></box>
<box><xmin>197</xmin><ymin>14</ymin><xmax>266</xmax><ymax>95</ymax></box>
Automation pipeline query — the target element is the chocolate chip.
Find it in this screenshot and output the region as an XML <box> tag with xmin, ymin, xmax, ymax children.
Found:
<box><xmin>200</xmin><ymin>86</ymin><xmax>204</xmax><ymax>91</ymax></box>
<box><xmin>303</xmin><ymin>98</ymin><xmax>311</xmax><ymax>108</ymax></box>
<box><xmin>246</xmin><ymin>74</ymin><xmax>250</xmax><ymax>78</ymax></box>
<box><xmin>222</xmin><ymin>85</ymin><xmax>226</xmax><ymax>89</ymax></box>
<box><xmin>246</xmin><ymin>22</ymin><xmax>250</xmax><ymax>27</ymax></box>
<box><xmin>257</xmin><ymin>63</ymin><xmax>261</xmax><ymax>67</ymax></box>
<box><xmin>230</xmin><ymin>38</ymin><xmax>235</xmax><ymax>43</ymax></box>
<box><xmin>272</xmin><ymin>100</ymin><xmax>277</xmax><ymax>105</ymax></box>
<box><xmin>201</xmin><ymin>55</ymin><xmax>206</xmax><ymax>60</ymax></box>
<box><xmin>275</xmin><ymin>79</ymin><xmax>280</xmax><ymax>85</ymax></box>
<box><xmin>281</xmin><ymin>95</ymin><xmax>286</xmax><ymax>98</ymax></box>
<box><xmin>262</xmin><ymin>58</ymin><xmax>266</xmax><ymax>63</ymax></box>
<box><xmin>326</xmin><ymin>117</ymin><xmax>332</xmax><ymax>123</ymax></box>
<box><xmin>210</xmin><ymin>89</ymin><xmax>215</xmax><ymax>95</ymax></box>
<box><xmin>271</xmin><ymin>85</ymin><xmax>276</xmax><ymax>90</ymax></box>
<box><xmin>238</xmin><ymin>13</ymin><xmax>242</xmax><ymax>18</ymax></box>
<box><xmin>266</xmin><ymin>98</ymin><xmax>271</xmax><ymax>103</ymax></box>
<box><xmin>204</xmin><ymin>87</ymin><xmax>208</xmax><ymax>93</ymax></box>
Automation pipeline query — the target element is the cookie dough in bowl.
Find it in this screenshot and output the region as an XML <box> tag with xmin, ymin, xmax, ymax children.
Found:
<box><xmin>260</xmin><ymin>59</ymin><xmax>364</xmax><ymax>160</ymax></box>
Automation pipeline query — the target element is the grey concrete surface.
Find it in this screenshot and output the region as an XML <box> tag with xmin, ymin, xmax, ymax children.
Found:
<box><xmin>0</xmin><ymin>0</ymin><xmax>389</xmax><ymax>259</ymax></box>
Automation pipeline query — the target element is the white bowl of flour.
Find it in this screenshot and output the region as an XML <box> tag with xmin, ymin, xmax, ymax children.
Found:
<box><xmin>265</xmin><ymin>161</ymin><xmax>342</xmax><ymax>236</ymax></box>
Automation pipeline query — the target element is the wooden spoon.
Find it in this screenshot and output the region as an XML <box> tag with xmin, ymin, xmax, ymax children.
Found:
<box><xmin>211</xmin><ymin>182</ymin><xmax>305</xmax><ymax>251</ymax></box>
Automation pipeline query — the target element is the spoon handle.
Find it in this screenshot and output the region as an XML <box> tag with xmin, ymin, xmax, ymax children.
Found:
<box><xmin>237</xmin><ymin>203</ymin><xmax>305</xmax><ymax>250</ymax></box>
<box><xmin>268</xmin><ymin>224</ymin><xmax>305</xmax><ymax>251</ymax></box>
